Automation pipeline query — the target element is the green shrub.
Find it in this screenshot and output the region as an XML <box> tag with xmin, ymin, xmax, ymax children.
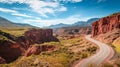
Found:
<box><xmin>81</xmin><ymin>52</ymin><xmax>88</xmax><ymax>58</ymax></box>
<box><xmin>87</xmin><ymin>46</ymin><xmax>97</xmax><ymax>53</ymax></box>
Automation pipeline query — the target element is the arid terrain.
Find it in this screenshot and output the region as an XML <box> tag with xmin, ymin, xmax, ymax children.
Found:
<box><xmin>0</xmin><ymin>27</ymin><xmax>98</xmax><ymax>67</ymax></box>
<box><xmin>0</xmin><ymin>2</ymin><xmax>120</xmax><ymax>67</ymax></box>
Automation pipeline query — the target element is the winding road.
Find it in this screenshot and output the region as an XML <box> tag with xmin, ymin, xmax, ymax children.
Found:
<box><xmin>75</xmin><ymin>35</ymin><xmax>114</xmax><ymax>67</ymax></box>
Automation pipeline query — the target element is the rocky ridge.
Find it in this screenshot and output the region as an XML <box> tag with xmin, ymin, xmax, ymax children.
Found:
<box><xmin>92</xmin><ymin>13</ymin><xmax>120</xmax><ymax>37</ymax></box>
<box><xmin>92</xmin><ymin>13</ymin><xmax>120</xmax><ymax>44</ymax></box>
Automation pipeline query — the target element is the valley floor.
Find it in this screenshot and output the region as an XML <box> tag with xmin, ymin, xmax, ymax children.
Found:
<box><xmin>0</xmin><ymin>35</ymin><xmax>98</xmax><ymax>67</ymax></box>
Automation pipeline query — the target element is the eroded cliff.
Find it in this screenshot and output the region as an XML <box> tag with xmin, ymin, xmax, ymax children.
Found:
<box><xmin>0</xmin><ymin>29</ymin><xmax>58</xmax><ymax>63</ymax></box>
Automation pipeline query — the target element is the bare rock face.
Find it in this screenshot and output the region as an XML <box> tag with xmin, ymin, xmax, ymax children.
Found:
<box><xmin>92</xmin><ymin>13</ymin><xmax>120</xmax><ymax>37</ymax></box>
<box><xmin>0</xmin><ymin>40</ymin><xmax>21</xmax><ymax>63</ymax></box>
<box><xmin>95</xmin><ymin>29</ymin><xmax>120</xmax><ymax>43</ymax></box>
<box><xmin>0</xmin><ymin>57</ymin><xmax>6</xmax><ymax>64</ymax></box>
<box><xmin>16</xmin><ymin>29</ymin><xmax>58</xmax><ymax>49</ymax></box>
<box><xmin>0</xmin><ymin>29</ymin><xmax>58</xmax><ymax>63</ymax></box>
<box><xmin>16</xmin><ymin>36</ymin><xmax>30</xmax><ymax>49</ymax></box>
<box><xmin>25</xmin><ymin>45</ymin><xmax>55</xmax><ymax>57</ymax></box>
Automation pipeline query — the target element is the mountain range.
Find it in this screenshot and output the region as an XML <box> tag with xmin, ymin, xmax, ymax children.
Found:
<box><xmin>0</xmin><ymin>16</ymin><xmax>100</xmax><ymax>29</ymax></box>
<box><xmin>0</xmin><ymin>17</ymin><xmax>35</xmax><ymax>28</ymax></box>
<box><xmin>47</xmin><ymin>18</ymin><xmax>100</xmax><ymax>29</ymax></box>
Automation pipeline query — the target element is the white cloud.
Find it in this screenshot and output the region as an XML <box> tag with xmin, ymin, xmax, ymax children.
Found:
<box><xmin>0</xmin><ymin>0</ymin><xmax>83</xmax><ymax>17</ymax></box>
<box><xmin>97</xmin><ymin>0</ymin><xmax>106</xmax><ymax>3</ymax></box>
<box><xmin>0</xmin><ymin>7</ymin><xmax>32</xmax><ymax>18</ymax></box>
<box><xmin>12</xmin><ymin>13</ymin><xmax>32</xmax><ymax>18</ymax></box>
<box><xmin>57</xmin><ymin>6</ymin><xmax>67</xmax><ymax>11</ymax></box>
<box><xmin>72</xmin><ymin>0</ymin><xmax>82</xmax><ymax>2</ymax></box>
<box><xmin>23</xmin><ymin>15</ymin><xmax>90</xmax><ymax>27</ymax></box>
<box><xmin>53</xmin><ymin>0</ymin><xmax>82</xmax><ymax>3</ymax></box>
<box><xmin>0</xmin><ymin>0</ymin><xmax>29</xmax><ymax>4</ymax></box>
<box><xmin>0</xmin><ymin>7</ymin><xmax>17</xmax><ymax>13</ymax></box>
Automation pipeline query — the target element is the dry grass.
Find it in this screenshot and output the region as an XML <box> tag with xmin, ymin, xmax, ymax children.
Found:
<box><xmin>0</xmin><ymin>33</ymin><xmax>98</xmax><ymax>67</ymax></box>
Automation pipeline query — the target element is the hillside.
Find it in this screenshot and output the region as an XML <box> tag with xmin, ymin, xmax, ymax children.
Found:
<box><xmin>92</xmin><ymin>12</ymin><xmax>120</xmax><ymax>40</ymax></box>
<box><xmin>0</xmin><ymin>17</ymin><xmax>35</xmax><ymax>28</ymax></box>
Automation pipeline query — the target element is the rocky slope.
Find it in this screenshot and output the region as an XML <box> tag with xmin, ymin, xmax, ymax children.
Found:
<box><xmin>0</xmin><ymin>29</ymin><xmax>58</xmax><ymax>63</ymax></box>
<box><xmin>54</xmin><ymin>26</ymin><xmax>91</xmax><ymax>35</ymax></box>
<box><xmin>94</xmin><ymin>29</ymin><xmax>120</xmax><ymax>43</ymax></box>
<box><xmin>25</xmin><ymin>45</ymin><xmax>55</xmax><ymax>57</ymax></box>
<box><xmin>92</xmin><ymin>13</ymin><xmax>120</xmax><ymax>37</ymax></box>
<box><xmin>92</xmin><ymin>12</ymin><xmax>120</xmax><ymax>44</ymax></box>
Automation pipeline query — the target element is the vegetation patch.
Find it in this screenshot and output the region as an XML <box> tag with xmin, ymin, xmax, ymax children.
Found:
<box><xmin>0</xmin><ymin>35</ymin><xmax>98</xmax><ymax>67</ymax></box>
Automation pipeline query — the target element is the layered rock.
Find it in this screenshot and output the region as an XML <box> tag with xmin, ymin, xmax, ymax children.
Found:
<box><xmin>16</xmin><ymin>29</ymin><xmax>58</xmax><ymax>49</ymax></box>
<box><xmin>25</xmin><ymin>45</ymin><xmax>55</xmax><ymax>57</ymax></box>
<box><xmin>0</xmin><ymin>29</ymin><xmax>58</xmax><ymax>63</ymax></box>
<box><xmin>95</xmin><ymin>29</ymin><xmax>120</xmax><ymax>43</ymax></box>
<box><xmin>92</xmin><ymin>13</ymin><xmax>120</xmax><ymax>37</ymax></box>
<box><xmin>24</xmin><ymin>29</ymin><xmax>58</xmax><ymax>44</ymax></box>
<box><xmin>0</xmin><ymin>40</ymin><xmax>21</xmax><ymax>63</ymax></box>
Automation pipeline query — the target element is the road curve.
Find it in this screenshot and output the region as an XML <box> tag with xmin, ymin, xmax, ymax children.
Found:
<box><xmin>75</xmin><ymin>35</ymin><xmax>114</xmax><ymax>67</ymax></box>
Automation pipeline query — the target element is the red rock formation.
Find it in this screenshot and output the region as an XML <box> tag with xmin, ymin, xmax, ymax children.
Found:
<box><xmin>25</xmin><ymin>45</ymin><xmax>55</xmax><ymax>57</ymax></box>
<box><xmin>95</xmin><ymin>29</ymin><xmax>120</xmax><ymax>43</ymax></box>
<box><xmin>92</xmin><ymin>13</ymin><xmax>120</xmax><ymax>37</ymax></box>
<box><xmin>16</xmin><ymin>29</ymin><xmax>58</xmax><ymax>49</ymax></box>
<box><xmin>54</xmin><ymin>26</ymin><xmax>91</xmax><ymax>35</ymax></box>
<box><xmin>0</xmin><ymin>41</ymin><xmax>21</xmax><ymax>63</ymax></box>
<box><xmin>0</xmin><ymin>29</ymin><xmax>58</xmax><ymax>63</ymax></box>
<box><xmin>16</xmin><ymin>36</ymin><xmax>30</xmax><ymax>49</ymax></box>
<box><xmin>24</xmin><ymin>29</ymin><xmax>53</xmax><ymax>42</ymax></box>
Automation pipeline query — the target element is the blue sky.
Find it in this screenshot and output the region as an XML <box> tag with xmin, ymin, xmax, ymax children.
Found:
<box><xmin>0</xmin><ymin>0</ymin><xmax>120</xmax><ymax>27</ymax></box>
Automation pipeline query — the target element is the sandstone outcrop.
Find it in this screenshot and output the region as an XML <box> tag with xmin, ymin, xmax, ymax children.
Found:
<box><xmin>95</xmin><ymin>29</ymin><xmax>120</xmax><ymax>43</ymax></box>
<box><xmin>92</xmin><ymin>13</ymin><xmax>120</xmax><ymax>37</ymax></box>
<box><xmin>25</xmin><ymin>45</ymin><xmax>55</xmax><ymax>57</ymax></box>
<box><xmin>24</xmin><ymin>29</ymin><xmax>59</xmax><ymax>44</ymax></box>
<box><xmin>0</xmin><ymin>40</ymin><xmax>21</xmax><ymax>63</ymax></box>
<box><xmin>16</xmin><ymin>29</ymin><xmax>58</xmax><ymax>49</ymax></box>
<box><xmin>0</xmin><ymin>29</ymin><xmax>58</xmax><ymax>63</ymax></box>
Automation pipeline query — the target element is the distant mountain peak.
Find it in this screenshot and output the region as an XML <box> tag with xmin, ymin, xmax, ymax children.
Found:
<box><xmin>47</xmin><ymin>18</ymin><xmax>100</xmax><ymax>29</ymax></box>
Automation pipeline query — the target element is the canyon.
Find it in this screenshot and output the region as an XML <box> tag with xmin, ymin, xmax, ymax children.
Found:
<box><xmin>0</xmin><ymin>29</ymin><xmax>58</xmax><ymax>63</ymax></box>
